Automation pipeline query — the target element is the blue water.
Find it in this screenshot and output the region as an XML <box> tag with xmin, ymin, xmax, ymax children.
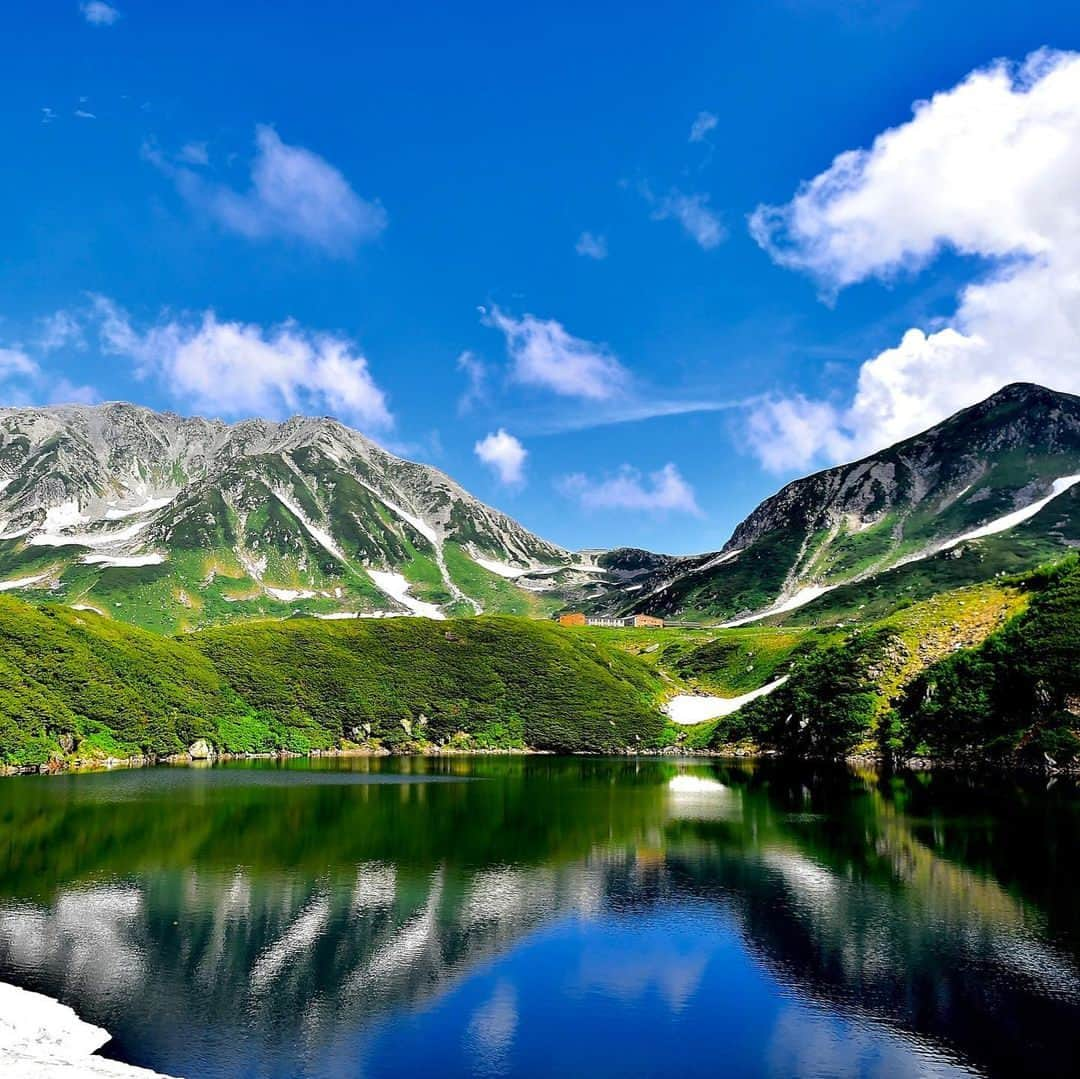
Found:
<box><xmin>0</xmin><ymin>755</ymin><xmax>1075</xmax><ymax>1077</ymax></box>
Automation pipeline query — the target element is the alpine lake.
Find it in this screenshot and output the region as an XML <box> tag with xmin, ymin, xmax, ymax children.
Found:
<box><xmin>1</xmin><ymin>755</ymin><xmax>1078</xmax><ymax>1078</ymax></box>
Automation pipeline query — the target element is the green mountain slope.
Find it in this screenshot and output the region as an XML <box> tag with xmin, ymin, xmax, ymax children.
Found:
<box><xmin>579</xmin><ymin>383</ymin><xmax>1080</xmax><ymax>623</ymax></box>
<box><xmin>0</xmin><ymin>403</ymin><xmax>581</xmax><ymax>629</ymax></box>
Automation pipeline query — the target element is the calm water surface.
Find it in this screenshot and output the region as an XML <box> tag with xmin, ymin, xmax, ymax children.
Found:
<box><xmin>1</xmin><ymin>756</ymin><xmax>1078</xmax><ymax>1078</ymax></box>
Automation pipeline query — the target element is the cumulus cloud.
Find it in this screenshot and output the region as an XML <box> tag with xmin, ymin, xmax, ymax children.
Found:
<box><xmin>651</xmin><ymin>190</ymin><xmax>725</xmax><ymax>249</ymax></box>
<box><xmin>80</xmin><ymin>2</ymin><xmax>120</xmax><ymax>26</ymax></box>
<box><xmin>689</xmin><ymin>111</ymin><xmax>718</xmax><ymax>143</ymax></box>
<box><xmin>482</xmin><ymin>306</ymin><xmax>629</xmax><ymax>400</ymax></box>
<box><xmin>147</xmin><ymin>125</ymin><xmax>387</xmax><ymax>256</ymax></box>
<box><xmin>575</xmin><ymin>231</ymin><xmax>608</xmax><ymax>259</ymax></box>
<box><xmin>747</xmin><ymin>49</ymin><xmax>1080</xmax><ymax>471</ymax></box>
<box><xmin>474</xmin><ymin>429</ymin><xmax>527</xmax><ymax>486</ymax></box>
<box><xmin>88</xmin><ymin>297</ymin><xmax>393</xmax><ymax>428</ymax></box>
<box><xmin>559</xmin><ymin>463</ymin><xmax>700</xmax><ymax>515</ymax></box>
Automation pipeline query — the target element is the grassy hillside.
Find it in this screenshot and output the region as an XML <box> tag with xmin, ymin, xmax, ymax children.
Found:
<box><xmin>696</xmin><ymin>579</ymin><xmax>1029</xmax><ymax>758</ymax></box>
<box><xmin>901</xmin><ymin>557</ymin><xmax>1080</xmax><ymax>764</ymax></box>
<box><xmin>192</xmin><ymin>616</ymin><xmax>667</xmax><ymax>753</ymax></box>
<box><xmin>0</xmin><ymin>600</ymin><xmax>669</xmax><ymax>767</ymax></box>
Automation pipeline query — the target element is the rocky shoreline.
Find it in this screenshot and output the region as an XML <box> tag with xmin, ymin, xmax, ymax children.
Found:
<box><xmin>3</xmin><ymin>741</ymin><xmax>1076</xmax><ymax>778</ymax></box>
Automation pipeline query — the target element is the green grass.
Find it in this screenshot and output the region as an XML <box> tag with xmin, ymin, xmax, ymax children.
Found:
<box><xmin>0</xmin><ymin>599</ymin><xmax>670</xmax><ymax>766</ymax></box>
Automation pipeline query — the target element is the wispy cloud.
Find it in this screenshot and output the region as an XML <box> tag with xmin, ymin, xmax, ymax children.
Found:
<box><xmin>474</xmin><ymin>429</ymin><xmax>527</xmax><ymax>486</ymax></box>
<box><xmin>146</xmin><ymin>125</ymin><xmax>387</xmax><ymax>256</ymax></box>
<box><xmin>482</xmin><ymin>306</ymin><xmax>629</xmax><ymax>400</ymax></box>
<box><xmin>80</xmin><ymin>2</ymin><xmax>120</xmax><ymax>26</ymax></box>
<box><xmin>74</xmin><ymin>109</ymin><xmax>96</xmax><ymax>120</ymax></box>
<box><xmin>575</xmin><ymin>231</ymin><xmax>608</xmax><ymax>259</ymax></box>
<box><xmin>0</xmin><ymin>342</ymin><xmax>97</xmax><ymax>406</ymax></box>
<box><xmin>651</xmin><ymin>189</ymin><xmax>725</xmax><ymax>249</ymax></box>
<box><xmin>456</xmin><ymin>350</ymin><xmax>488</xmax><ymax>414</ymax></box>
<box><xmin>518</xmin><ymin>394</ymin><xmax>754</xmax><ymax>435</ymax></box>
<box><xmin>689</xmin><ymin>111</ymin><xmax>718</xmax><ymax>143</ymax></box>
<box><xmin>177</xmin><ymin>141</ymin><xmax>209</xmax><ymax>165</ymax></box>
<box><xmin>559</xmin><ymin>463</ymin><xmax>701</xmax><ymax>515</ymax></box>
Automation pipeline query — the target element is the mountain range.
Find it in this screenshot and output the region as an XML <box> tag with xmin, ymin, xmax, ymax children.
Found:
<box><xmin>1</xmin><ymin>382</ymin><xmax>1079</xmax><ymax>632</ymax></box>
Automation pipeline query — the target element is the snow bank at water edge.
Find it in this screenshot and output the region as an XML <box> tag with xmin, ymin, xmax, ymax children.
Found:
<box><xmin>0</xmin><ymin>981</ymin><xmax>177</xmax><ymax>1077</ymax></box>
<box><xmin>664</xmin><ymin>677</ymin><xmax>789</xmax><ymax>725</ymax></box>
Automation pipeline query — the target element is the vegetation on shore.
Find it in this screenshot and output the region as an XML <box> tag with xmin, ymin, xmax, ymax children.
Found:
<box><xmin>2</xmin><ymin>554</ymin><xmax>1078</xmax><ymax>771</ymax></box>
<box><xmin>0</xmin><ymin>599</ymin><xmax>667</xmax><ymax>766</ymax></box>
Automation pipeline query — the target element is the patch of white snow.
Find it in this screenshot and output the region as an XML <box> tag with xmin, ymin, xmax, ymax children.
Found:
<box><xmin>721</xmin><ymin>586</ymin><xmax>834</xmax><ymax>628</ymax></box>
<box><xmin>103</xmin><ymin>495</ymin><xmax>176</xmax><ymax>520</ymax></box>
<box><xmin>0</xmin><ymin>574</ymin><xmax>48</xmax><ymax>592</ymax></box>
<box><xmin>368</xmin><ymin>570</ymin><xmax>446</xmax><ymax>619</ymax></box>
<box><xmin>473</xmin><ymin>556</ymin><xmax>529</xmax><ymax>579</ymax></box>
<box><xmin>0</xmin><ymin>981</ymin><xmax>176</xmax><ymax>1077</ymax></box>
<box><xmin>264</xmin><ymin>587</ymin><xmax>316</xmax><ymax>602</ymax></box>
<box><xmin>82</xmin><ymin>554</ymin><xmax>165</xmax><ymax>568</ymax></box>
<box><xmin>940</xmin><ymin>474</ymin><xmax>1080</xmax><ymax>551</ymax></box>
<box><xmin>664</xmin><ymin>677</ymin><xmax>789</xmax><ymax>725</ymax></box>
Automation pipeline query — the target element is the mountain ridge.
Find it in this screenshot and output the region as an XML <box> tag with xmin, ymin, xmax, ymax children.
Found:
<box><xmin>2</xmin><ymin>383</ymin><xmax>1080</xmax><ymax>630</ymax></box>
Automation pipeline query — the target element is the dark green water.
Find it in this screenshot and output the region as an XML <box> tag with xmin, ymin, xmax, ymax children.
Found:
<box><xmin>1</xmin><ymin>756</ymin><xmax>1078</xmax><ymax>1077</ymax></box>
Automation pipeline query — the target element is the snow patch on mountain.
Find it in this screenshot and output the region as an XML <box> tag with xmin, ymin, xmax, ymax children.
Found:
<box><xmin>940</xmin><ymin>474</ymin><xmax>1080</xmax><ymax>551</ymax></box>
<box><xmin>103</xmin><ymin>495</ymin><xmax>176</xmax><ymax>520</ymax></box>
<box><xmin>367</xmin><ymin>570</ymin><xmax>445</xmax><ymax>619</ymax></box>
<box><xmin>472</xmin><ymin>556</ymin><xmax>529</xmax><ymax>579</ymax></box>
<box><xmin>721</xmin><ymin>586</ymin><xmax>834</xmax><ymax>628</ymax></box>
<box><xmin>82</xmin><ymin>554</ymin><xmax>166</xmax><ymax>568</ymax></box>
<box><xmin>0</xmin><ymin>574</ymin><xmax>48</xmax><ymax>592</ymax></box>
<box><xmin>272</xmin><ymin>490</ymin><xmax>346</xmax><ymax>562</ymax></box>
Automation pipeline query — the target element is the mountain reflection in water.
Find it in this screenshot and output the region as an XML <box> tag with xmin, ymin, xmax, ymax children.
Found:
<box><xmin>0</xmin><ymin>756</ymin><xmax>1077</xmax><ymax>1078</ymax></box>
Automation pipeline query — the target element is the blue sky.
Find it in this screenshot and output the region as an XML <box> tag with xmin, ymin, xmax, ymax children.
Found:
<box><xmin>4</xmin><ymin>1</ymin><xmax>1080</xmax><ymax>554</ymax></box>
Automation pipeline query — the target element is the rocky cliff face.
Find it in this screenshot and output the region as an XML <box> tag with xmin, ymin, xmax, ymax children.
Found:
<box><xmin>0</xmin><ymin>403</ymin><xmax>574</xmax><ymax>628</ymax></box>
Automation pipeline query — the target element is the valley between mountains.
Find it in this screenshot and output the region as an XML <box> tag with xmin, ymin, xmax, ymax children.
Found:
<box><xmin>1</xmin><ymin>381</ymin><xmax>1079</xmax><ymax>771</ymax></box>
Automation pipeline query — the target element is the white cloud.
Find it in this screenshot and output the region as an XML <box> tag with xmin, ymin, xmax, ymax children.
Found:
<box><xmin>474</xmin><ymin>429</ymin><xmax>527</xmax><ymax>486</ymax></box>
<box><xmin>575</xmin><ymin>231</ymin><xmax>608</xmax><ymax>259</ymax></box>
<box><xmin>80</xmin><ymin>2</ymin><xmax>120</xmax><ymax>26</ymax></box>
<box><xmin>148</xmin><ymin>125</ymin><xmax>387</xmax><ymax>256</ymax></box>
<box><xmin>38</xmin><ymin>311</ymin><xmax>86</xmax><ymax>352</ymax></box>
<box><xmin>456</xmin><ymin>350</ymin><xmax>488</xmax><ymax>414</ymax></box>
<box><xmin>0</xmin><ymin>348</ymin><xmax>39</xmax><ymax>380</ymax></box>
<box><xmin>178</xmin><ymin>141</ymin><xmax>209</xmax><ymax>166</ymax></box>
<box><xmin>40</xmin><ymin>107</ymin><xmax>56</xmax><ymax>125</ymax></box>
<box><xmin>482</xmin><ymin>306</ymin><xmax>629</xmax><ymax>400</ymax></box>
<box><xmin>652</xmin><ymin>190</ymin><xmax>725</xmax><ymax>249</ymax></box>
<box><xmin>559</xmin><ymin>463</ymin><xmax>701</xmax><ymax>515</ymax></box>
<box><xmin>0</xmin><ymin>344</ymin><xmax>97</xmax><ymax>406</ymax></box>
<box><xmin>747</xmin><ymin>49</ymin><xmax>1080</xmax><ymax>470</ymax></box>
<box><xmin>89</xmin><ymin>297</ymin><xmax>393</xmax><ymax>428</ymax></box>
<box><xmin>74</xmin><ymin>109</ymin><xmax>96</xmax><ymax>120</ymax></box>
<box><xmin>689</xmin><ymin>111</ymin><xmax>718</xmax><ymax>143</ymax></box>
